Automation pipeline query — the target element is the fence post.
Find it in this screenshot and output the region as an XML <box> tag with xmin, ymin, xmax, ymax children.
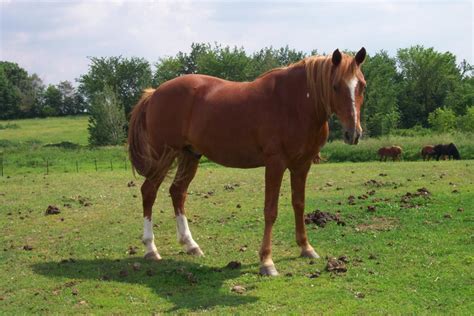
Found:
<box><xmin>110</xmin><ymin>160</ymin><xmax>113</xmax><ymax>171</ymax></box>
<box><xmin>46</xmin><ymin>159</ymin><xmax>49</xmax><ymax>175</ymax></box>
<box><xmin>76</xmin><ymin>161</ymin><xmax>79</xmax><ymax>173</ymax></box>
<box><xmin>95</xmin><ymin>159</ymin><xmax>98</xmax><ymax>172</ymax></box>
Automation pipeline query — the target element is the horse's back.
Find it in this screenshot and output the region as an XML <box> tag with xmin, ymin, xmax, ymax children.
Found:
<box><xmin>146</xmin><ymin>74</ymin><xmax>275</xmax><ymax>168</ymax></box>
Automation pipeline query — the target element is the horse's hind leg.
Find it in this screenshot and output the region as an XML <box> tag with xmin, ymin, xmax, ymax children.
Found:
<box><xmin>170</xmin><ymin>151</ymin><xmax>203</xmax><ymax>256</ymax></box>
<box><xmin>141</xmin><ymin>179</ymin><xmax>163</xmax><ymax>261</ymax></box>
<box><xmin>141</xmin><ymin>148</ymin><xmax>178</xmax><ymax>261</ymax></box>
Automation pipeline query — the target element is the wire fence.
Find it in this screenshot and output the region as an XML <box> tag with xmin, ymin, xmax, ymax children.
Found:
<box><xmin>0</xmin><ymin>154</ymin><xmax>133</xmax><ymax>176</ymax></box>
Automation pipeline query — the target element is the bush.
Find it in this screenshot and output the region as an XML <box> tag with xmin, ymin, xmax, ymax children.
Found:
<box><xmin>428</xmin><ymin>108</ymin><xmax>456</xmax><ymax>133</ymax></box>
<box><xmin>87</xmin><ymin>86</ymin><xmax>126</xmax><ymax>146</ymax></box>
<box><xmin>457</xmin><ymin>106</ymin><xmax>474</xmax><ymax>133</ymax></box>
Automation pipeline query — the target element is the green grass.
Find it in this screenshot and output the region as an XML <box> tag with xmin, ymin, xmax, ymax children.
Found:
<box><xmin>1</xmin><ymin>161</ymin><xmax>473</xmax><ymax>314</ymax></box>
<box><xmin>0</xmin><ymin>116</ymin><xmax>89</xmax><ymax>146</ymax></box>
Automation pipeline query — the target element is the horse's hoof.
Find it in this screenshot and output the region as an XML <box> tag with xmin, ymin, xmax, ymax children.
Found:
<box><xmin>144</xmin><ymin>251</ymin><xmax>162</xmax><ymax>261</ymax></box>
<box><xmin>187</xmin><ymin>247</ymin><xmax>204</xmax><ymax>257</ymax></box>
<box><xmin>259</xmin><ymin>264</ymin><xmax>279</xmax><ymax>276</ymax></box>
<box><xmin>301</xmin><ymin>248</ymin><xmax>320</xmax><ymax>259</ymax></box>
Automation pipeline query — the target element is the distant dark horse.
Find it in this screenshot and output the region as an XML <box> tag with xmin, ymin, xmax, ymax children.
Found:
<box><xmin>432</xmin><ymin>143</ymin><xmax>461</xmax><ymax>160</ymax></box>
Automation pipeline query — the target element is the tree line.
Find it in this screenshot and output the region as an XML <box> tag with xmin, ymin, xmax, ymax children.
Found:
<box><xmin>1</xmin><ymin>43</ymin><xmax>472</xmax><ymax>145</ymax></box>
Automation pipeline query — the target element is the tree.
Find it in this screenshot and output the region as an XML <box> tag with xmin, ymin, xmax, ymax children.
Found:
<box><xmin>397</xmin><ymin>46</ymin><xmax>460</xmax><ymax>128</ymax></box>
<box><xmin>428</xmin><ymin>107</ymin><xmax>457</xmax><ymax>133</ymax></box>
<box><xmin>22</xmin><ymin>74</ymin><xmax>45</xmax><ymax>117</ymax></box>
<box><xmin>153</xmin><ymin>56</ymin><xmax>185</xmax><ymax>86</ymax></box>
<box><xmin>42</xmin><ymin>85</ymin><xmax>62</xmax><ymax>117</ymax></box>
<box><xmin>0</xmin><ymin>66</ymin><xmax>21</xmax><ymax>119</ymax></box>
<box><xmin>361</xmin><ymin>51</ymin><xmax>400</xmax><ymax>136</ymax></box>
<box><xmin>88</xmin><ymin>85</ymin><xmax>126</xmax><ymax>146</ymax></box>
<box><xmin>197</xmin><ymin>44</ymin><xmax>252</xmax><ymax>81</ymax></box>
<box><xmin>78</xmin><ymin>56</ymin><xmax>152</xmax><ymax>116</ymax></box>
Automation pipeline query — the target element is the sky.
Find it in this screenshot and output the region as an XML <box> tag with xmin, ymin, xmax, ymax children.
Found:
<box><xmin>1</xmin><ymin>0</ymin><xmax>472</xmax><ymax>85</ymax></box>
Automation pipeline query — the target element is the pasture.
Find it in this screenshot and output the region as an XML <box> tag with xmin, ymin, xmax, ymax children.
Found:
<box><xmin>1</xmin><ymin>160</ymin><xmax>473</xmax><ymax>313</ymax></box>
<box><xmin>1</xmin><ymin>116</ymin><xmax>473</xmax><ymax>313</ymax></box>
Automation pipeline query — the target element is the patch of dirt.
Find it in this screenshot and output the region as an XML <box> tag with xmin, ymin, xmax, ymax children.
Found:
<box><xmin>356</xmin><ymin>217</ymin><xmax>399</xmax><ymax>232</ymax></box>
<box><xmin>231</xmin><ymin>285</ymin><xmax>246</xmax><ymax>294</ymax></box>
<box><xmin>307</xmin><ymin>270</ymin><xmax>321</xmax><ymax>278</ymax></box>
<box><xmin>347</xmin><ymin>195</ymin><xmax>356</xmax><ymax>205</ymax></box>
<box><xmin>364</xmin><ymin>179</ymin><xmax>397</xmax><ymax>187</ymax></box>
<box><xmin>45</xmin><ymin>205</ymin><xmax>60</xmax><ymax>215</ymax></box>
<box><xmin>127</xmin><ymin>246</ymin><xmax>138</xmax><ymax>255</ymax></box>
<box><xmin>224</xmin><ymin>183</ymin><xmax>239</xmax><ymax>191</ymax></box>
<box><xmin>226</xmin><ymin>261</ymin><xmax>242</xmax><ymax>269</ymax></box>
<box><xmin>127</xmin><ymin>181</ymin><xmax>136</xmax><ymax>187</ymax></box>
<box><xmin>132</xmin><ymin>262</ymin><xmax>141</xmax><ymax>271</ymax></box>
<box><xmin>367</xmin><ymin>205</ymin><xmax>376</xmax><ymax>212</ymax></box>
<box><xmin>326</xmin><ymin>257</ymin><xmax>347</xmax><ymax>273</ymax></box>
<box><xmin>23</xmin><ymin>245</ymin><xmax>33</xmax><ymax>251</ymax></box>
<box><xmin>304</xmin><ymin>210</ymin><xmax>346</xmax><ymax>227</ymax></box>
<box><xmin>59</xmin><ymin>258</ymin><xmax>76</xmax><ymax>264</ymax></box>
<box><xmin>400</xmin><ymin>187</ymin><xmax>431</xmax><ymax>208</ymax></box>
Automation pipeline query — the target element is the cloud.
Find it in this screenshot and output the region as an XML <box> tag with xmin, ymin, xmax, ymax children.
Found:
<box><xmin>0</xmin><ymin>0</ymin><xmax>472</xmax><ymax>85</ymax></box>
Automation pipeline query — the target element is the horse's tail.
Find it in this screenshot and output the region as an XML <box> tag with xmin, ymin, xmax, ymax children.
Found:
<box><xmin>128</xmin><ymin>88</ymin><xmax>179</xmax><ymax>182</ymax></box>
<box><xmin>128</xmin><ymin>89</ymin><xmax>156</xmax><ymax>179</ymax></box>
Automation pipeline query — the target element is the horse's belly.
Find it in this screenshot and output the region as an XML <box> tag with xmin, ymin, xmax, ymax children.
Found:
<box><xmin>204</xmin><ymin>148</ymin><xmax>264</xmax><ymax>168</ymax></box>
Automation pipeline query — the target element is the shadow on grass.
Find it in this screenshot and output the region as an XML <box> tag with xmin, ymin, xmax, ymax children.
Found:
<box><xmin>32</xmin><ymin>257</ymin><xmax>258</xmax><ymax>312</ymax></box>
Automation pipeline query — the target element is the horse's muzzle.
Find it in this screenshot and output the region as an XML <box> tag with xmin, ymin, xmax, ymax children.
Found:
<box><xmin>344</xmin><ymin>129</ymin><xmax>361</xmax><ymax>145</ymax></box>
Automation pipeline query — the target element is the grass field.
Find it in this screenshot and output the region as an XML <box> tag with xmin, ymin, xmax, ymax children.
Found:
<box><xmin>1</xmin><ymin>116</ymin><xmax>473</xmax><ymax>314</ymax></box>
<box><xmin>1</xmin><ymin>160</ymin><xmax>473</xmax><ymax>314</ymax></box>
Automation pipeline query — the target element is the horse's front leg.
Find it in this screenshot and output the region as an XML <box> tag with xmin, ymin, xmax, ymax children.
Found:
<box><xmin>290</xmin><ymin>163</ymin><xmax>319</xmax><ymax>259</ymax></box>
<box><xmin>259</xmin><ymin>158</ymin><xmax>286</xmax><ymax>276</ymax></box>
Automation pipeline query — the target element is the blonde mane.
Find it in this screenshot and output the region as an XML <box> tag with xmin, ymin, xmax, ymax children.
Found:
<box><xmin>304</xmin><ymin>53</ymin><xmax>357</xmax><ymax>119</ymax></box>
<box><xmin>258</xmin><ymin>53</ymin><xmax>357</xmax><ymax>119</ymax></box>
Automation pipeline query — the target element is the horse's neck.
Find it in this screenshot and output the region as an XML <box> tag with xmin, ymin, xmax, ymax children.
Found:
<box><xmin>271</xmin><ymin>65</ymin><xmax>328</xmax><ymax>150</ymax></box>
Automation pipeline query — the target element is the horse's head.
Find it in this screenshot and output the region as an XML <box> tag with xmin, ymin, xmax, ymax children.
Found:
<box><xmin>448</xmin><ymin>143</ymin><xmax>461</xmax><ymax>160</ymax></box>
<box><xmin>329</xmin><ymin>47</ymin><xmax>366</xmax><ymax>145</ymax></box>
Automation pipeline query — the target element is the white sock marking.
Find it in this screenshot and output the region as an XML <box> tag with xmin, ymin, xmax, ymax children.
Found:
<box><xmin>143</xmin><ymin>218</ymin><xmax>158</xmax><ymax>254</ymax></box>
<box><xmin>176</xmin><ymin>213</ymin><xmax>199</xmax><ymax>251</ymax></box>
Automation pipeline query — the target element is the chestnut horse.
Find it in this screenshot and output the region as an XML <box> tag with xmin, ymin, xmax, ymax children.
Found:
<box><xmin>377</xmin><ymin>146</ymin><xmax>402</xmax><ymax>161</ymax></box>
<box><xmin>421</xmin><ymin>145</ymin><xmax>435</xmax><ymax>161</ymax></box>
<box><xmin>128</xmin><ymin>48</ymin><xmax>366</xmax><ymax>276</ymax></box>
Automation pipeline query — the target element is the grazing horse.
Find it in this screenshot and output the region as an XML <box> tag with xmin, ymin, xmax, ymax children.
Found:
<box><xmin>421</xmin><ymin>145</ymin><xmax>435</xmax><ymax>161</ymax></box>
<box><xmin>432</xmin><ymin>143</ymin><xmax>461</xmax><ymax>160</ymax></box>
<box><xmin>128</xmin><ymin>48</ymin><xmax>367</xmax><ymax>276</ymax></box>
<box><xmin>378</xmin><ymin>146</ymin><xmax>402</xmax><ymax>161</ymax></box>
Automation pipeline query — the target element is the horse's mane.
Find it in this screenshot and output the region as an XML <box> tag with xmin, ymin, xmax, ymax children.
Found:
<box><xmin>257</xmin><ymin>53</ymin><xmax>357</xmax><ymax>119</ymax></box>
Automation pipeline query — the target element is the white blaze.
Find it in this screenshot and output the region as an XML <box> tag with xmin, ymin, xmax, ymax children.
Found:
<box><xmin>176</xmin><ymin>213</ymin><xmax>199</xmax><ymax>251</ymax></box>
<box><xmin>143</xmin><ymin>218</ymin><xmax>158</xmax><ymax>254</ymax></box>
<box><xmin>346</xmin><ymin>76</ymin><xmax>359</xmax><ymax>139</ymax></box>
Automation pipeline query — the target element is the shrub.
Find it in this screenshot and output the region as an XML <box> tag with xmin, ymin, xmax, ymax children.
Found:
<box><xmin>428</xmin><ymin>108</ymin><xmax>456</xmax><ymax>133</ymax></box>
<box><xmin>87</xmin><ymin>86</ymin><xmax>126</xmax><ymax>146</ymax></box>
<box><xmin>457</xmin><ymin>106</ymin><xmax>474</xmax><ymax>133</ymax></box>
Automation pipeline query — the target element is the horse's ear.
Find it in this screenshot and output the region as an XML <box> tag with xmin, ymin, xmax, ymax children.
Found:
<box><xmin>332</xmin><ymin>49</ymin><xmax>342</xmax><ymax>66</ymax></box>
<box><xmin>355</xmin><ymin>47</ymin><xmax>366</xmax><ymax>65</ymax></box>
